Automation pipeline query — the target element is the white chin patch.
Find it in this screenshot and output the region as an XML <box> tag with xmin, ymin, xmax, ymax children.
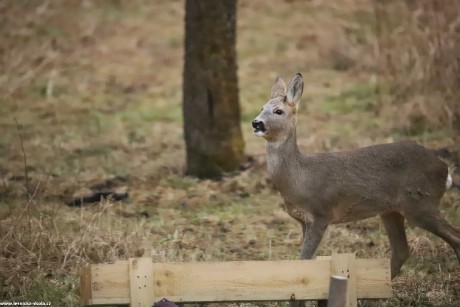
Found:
<box><xmin>254</xmin><ymin>130</ymin><xmax>266</xmax><ymax>137</ymax></box>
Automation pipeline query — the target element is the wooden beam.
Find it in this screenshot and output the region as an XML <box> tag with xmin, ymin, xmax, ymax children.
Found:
<box><xmin>318</xmin><ymin>256</ymin><xmax>391</xmax><ymax>298</ymax></box>
<box><xmin>81</xmin><ymin>257</ymin><xmax>391</xmax><ymax>306</ymax></box>
<box><xmin>153</xmin><ymin>260</ymin><xmax>331</xmax><ymax>302</ymax></box>
<box><xmin>356</xmin><ymin>259</ymin><xmax>391</xmax><ymax>298</ymax></box>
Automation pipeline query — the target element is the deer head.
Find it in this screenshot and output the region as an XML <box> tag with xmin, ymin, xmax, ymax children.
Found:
<box><xmin>252</xmin><ymin>73</ymin><xmax>304</xmax><ymax>143</ymax></box>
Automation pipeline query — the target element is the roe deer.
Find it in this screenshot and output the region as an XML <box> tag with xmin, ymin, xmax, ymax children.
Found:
<box><xmin>252</xmin><ymin>73</ymin><xmax>457</xmax><ymax>279</ymax></box>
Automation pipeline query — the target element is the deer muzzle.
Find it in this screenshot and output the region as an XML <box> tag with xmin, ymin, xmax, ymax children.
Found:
<box><xmin>252</xmin><ymin>120</ymin><xmax>266</xmax><ymax>136</ymax></box>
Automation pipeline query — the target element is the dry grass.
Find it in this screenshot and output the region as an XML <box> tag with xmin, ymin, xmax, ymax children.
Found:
<box><xmin>1</xmin><ymin>0</ymin><xmax>460</xmax><ymax>306</ymax></box>
<box><xmin>375</xmin><ymin>0</ymin><xmax>460</xmax><ymax>133</ymax></box>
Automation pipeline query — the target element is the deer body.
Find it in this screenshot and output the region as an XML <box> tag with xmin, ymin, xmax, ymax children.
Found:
<box><xmin>268</xmin><ymin>138</ymin><xmax>447</xmax><ymax>224</ymax></box>
<box><xmin>253</xmin><ymin>74</ymin><xmax>459</xmax><ymax>278</ymax></box>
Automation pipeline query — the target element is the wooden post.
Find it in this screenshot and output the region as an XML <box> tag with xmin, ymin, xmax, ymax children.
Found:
<box><xmin>129</xmin><ymin>257</ymin><xmax>155</xmax><ymax>307</ymax></box>
<box><xmin>327</xmin><ymin>275</ymin><xmax>348</xmax><ymax>307</ymax></box>
<box><xmin>331</xmin><ymin>253</ymin><xmax>357</xmax><ymax>307</ymax></box>
<box><xmin>316</xmin><ymin>254</ymin><xmax>357</xmax><ymax>307</ymax></box>
<box><xmin>80</xmin><ymin>266</ymin><xmax>92</xmax><ymax>306</ymax></box>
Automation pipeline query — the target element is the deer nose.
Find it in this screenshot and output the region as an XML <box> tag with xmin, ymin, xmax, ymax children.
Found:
<box><xmin>252</xmin><ymin>120</ymin><xmax>266</xmax><ymax>131</ymax></box>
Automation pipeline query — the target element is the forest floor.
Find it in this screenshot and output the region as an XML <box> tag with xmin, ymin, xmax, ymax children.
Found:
<box><xmin>1</xmin><ymin>0</ymin><xmax>460</xmax><ymax>306</ymax></box>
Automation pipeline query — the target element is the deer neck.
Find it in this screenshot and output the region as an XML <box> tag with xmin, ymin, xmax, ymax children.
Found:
<box><xmin>265</xmin><ymin>127</ymin><xmax>301</xmax><ymax>179</ymax></box>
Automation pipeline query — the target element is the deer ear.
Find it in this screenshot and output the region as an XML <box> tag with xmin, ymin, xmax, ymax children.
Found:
<box><xmin>287</xmin><ymin>73</ymin><xmax>304</xmax><ymax>106</ymax></box>
<box><xmin>270</xmin><ymin>75</ymin><xmax>287</xmax><ymax>99</ymax></box>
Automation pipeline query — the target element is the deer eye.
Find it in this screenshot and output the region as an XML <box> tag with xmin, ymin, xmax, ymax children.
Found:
<box><xmin>274</xmin><ymin>109</ymin><xmax>283</xmax><ymax>115</ymax></box>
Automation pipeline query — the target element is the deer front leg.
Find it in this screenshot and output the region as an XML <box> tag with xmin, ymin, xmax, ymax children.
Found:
<box><xmin>286</xmin><ymin>203</ymin><xmax>307</xmax><ymax>239</ymax></box>
<box><xmin>299</xmin><ymin>218</ymin><xmax>329</xmax><ymax>260</ymax></box>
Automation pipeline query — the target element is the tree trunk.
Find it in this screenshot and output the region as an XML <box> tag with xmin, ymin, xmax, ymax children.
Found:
<box><xmin>183</xmin><ymin>0</ymin><xmax>244</xmax><ymax>178</ymax></box>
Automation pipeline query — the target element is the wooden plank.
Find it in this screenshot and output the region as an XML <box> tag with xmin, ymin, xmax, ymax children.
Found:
<box><xmin>90</xmin><ymin>260</ymin><xmax>130</xmax><ymax>304</ymax></box>
<box><xmin>316</xmin><ymin>256</ymin><xmax>332</xmax><ymax>260</ymax></box>
<box><xmin>355</xmin><ymin>259</ymin><xmax>392</xmax><ymax>298</ymax></box>
<box><xmin>130</xmin><ymin>258</ymin><xmax>156</xmax><ymax>307</ymax></box>
<box><xmin>80</xmin><ymin>265</ymin><xmax>92</xmax><ymax>306</ymax></box>
<box><xmin>316</xmin><ymin>257</ymin><xmax>332</xmax><ymax>307</ymax></box>
<box><xmin>81</xmin><ymin>257</ymin><xmax>391</xmax><ymax>305</ymax></box>
<box><xmin>153</xmin><ymin>260</ymin><xmax>331</xmax><ymax>302</ymax></box>
<box><xmin>320</xmin><ymin>256</ymin><xmax>391</xmax><ymax>298</ymax></box>
<box><xmin>331</xmin><ymin>253</ymin><xmax>357</xmax><ymax>307</ymax></box>
<box><xmin>88</xmin><ymin>298</ymin><xmax>131</xmax><ymax>305</ymax></box>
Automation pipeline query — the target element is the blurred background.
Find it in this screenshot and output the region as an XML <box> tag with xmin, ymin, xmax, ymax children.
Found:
<box><xmin>1</xmin><ymin>0</ymin><xmax>460</xmax><ymax>305</ymax></box>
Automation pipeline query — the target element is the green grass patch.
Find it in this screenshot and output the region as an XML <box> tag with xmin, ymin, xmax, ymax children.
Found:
<box><xmin>323</xmin><ymin>83</ymin><xmax>376</xmax><ymax>114</ymax></box>
<box><xmin>36</xmin><ymin>26</ymin><xmax>62</xmax><ymax>38</ymax></box>
<box><xmin>22</xmin><ymin>277</ymin><xmax>77</xmax><ymax>305</ymax></box>
<box><xmin>166</xmin><ymin>176</ymin><xmax>198</xmax><ymax>190</ymax></box>
<box><xmin>30</xmin><ymin>83</ymin><xmax>67</xmax><ymax>98</ymax></box>
<box><xmin>391</xmin><ymin>125</ymin><xmax>456</xmax><ymax>141</ymax></box>
<box><xmin>240</xmin><ymin>89</ymin><xmax>269</xmax><ymax>122</ymax></box>
<box><xmin>149</xmin><ymin>106</ymin><xmax>182</xmax><ymax>122</ymax></box>
<box><xmin>71</xmin><ymin>144</ymin><xmax>113</xmax><ymax>158</ymax></box>
<box><xmin>121</xmin><ymin>102</ymin><xmax>182</xmax><ymax>124</ymax></box>
<box><xmin>241</xmin><ymin>108</ymin><xmax>261</xmax><ymax>123</ymax></box>
<box><xmin>95</xmin><ymin>1</ymin><xmax>143</xmax><ymax>22</ymax></box>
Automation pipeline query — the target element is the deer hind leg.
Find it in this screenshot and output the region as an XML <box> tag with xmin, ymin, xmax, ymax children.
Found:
<box><xmin>405</xmin><ymin>204</ymin><xmax>460</xmax><ymax>264</ymax></box>
<box><xmin>381</xmin><ymin>212</ymin><xmax>410</xmax><ymax>279</ymax></box>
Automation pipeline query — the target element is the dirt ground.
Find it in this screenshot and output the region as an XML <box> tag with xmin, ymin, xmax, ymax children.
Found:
<box><xmin>1</xmin><ymin>0</ymin><xmax>460</xmax><ymax>306</ymax></box>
